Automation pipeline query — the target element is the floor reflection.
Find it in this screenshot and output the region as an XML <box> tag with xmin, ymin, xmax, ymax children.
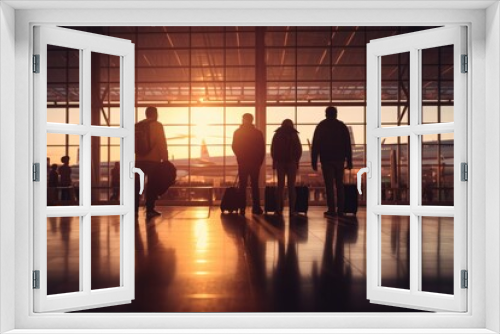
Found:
<box><xmin>44</xmin><ymin>207</ymin><xmax>454</xmax><ymax>312</ymax></box>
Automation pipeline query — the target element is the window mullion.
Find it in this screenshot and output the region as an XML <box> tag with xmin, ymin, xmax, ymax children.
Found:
<box><xmin>409</xmin><ymin>47</ymin><xmax>420</xmax><ymax>295</ymax></box>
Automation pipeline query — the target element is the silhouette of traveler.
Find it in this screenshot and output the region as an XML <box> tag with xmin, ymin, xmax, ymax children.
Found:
<box><xmin>58</xmin><ymin>156</ymin><xmax>73</xmax><ymax>202</ymax></box>
<box><xmin>48</xmin><ymin>163</ymin><xmax>59</xmax><ymax>203</ymax></box>
<box><xmin>48</xmin><ymin>164</ymin><xmax>59</xmax><ymax>188</ymax></box>
<box><xmin>110</xmin><ymin>161</ymin><xmax>120</xmax><ymax>201</ymax></box>
<box><xmin>232</xmin><ymin>113</ymin><xmax>265</xmax><ymax>215</ymax></box>
<box><xmin>271</xmin><ymin>119</ymin><xmax>302</xmax><ymax>216</ymax></box>
<box><xmin>311</xmin><ymin>106</ymin><xmax>352</xmax><ymax>217</ymax></box>
<box><xmin>135</xmin><ymin>106</ymin><xmax>168</xmax><ymax>219</ymax></box>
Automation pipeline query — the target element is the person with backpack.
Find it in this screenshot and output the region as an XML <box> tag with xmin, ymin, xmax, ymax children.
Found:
<box><xmin>271</xmin><ymin>119</ymin><xmax>302</xmax><ymax>216</ymax></box>
<box><xmin>135</xmin><ymin>106</ymin><xmax>168</xmax><ymax>219</ymax></box>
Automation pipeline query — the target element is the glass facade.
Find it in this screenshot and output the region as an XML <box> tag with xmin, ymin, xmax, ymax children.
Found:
<box><xmin>46</xmin><ymin>26</ymin><xmax>454</xmax><ymax>205</ymax></box>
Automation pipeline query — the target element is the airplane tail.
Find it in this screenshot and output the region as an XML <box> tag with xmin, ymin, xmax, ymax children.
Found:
<box><xmin>200</xmin><ymin>139</ymin><xmax>210</xmax><ymax>163</ymax></box>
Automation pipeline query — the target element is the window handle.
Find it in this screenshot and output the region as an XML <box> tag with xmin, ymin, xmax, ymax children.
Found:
<box><xmin>357</xmin><ymin>162</ymin><xmax>371</xmax><ymax>195</ymax></box>
<box><xmin>129</xmin><ymin>162</ymin><xmax>145</xmax><ymax>195</ymax></box>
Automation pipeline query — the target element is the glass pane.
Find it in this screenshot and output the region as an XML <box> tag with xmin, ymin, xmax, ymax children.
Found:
<box><xmin>226</xmin><ymin>82</ymin><xmax>255</xmax><ymax>102</ymax></box>
<box><xmin>91</xmin><ymin>52</ymin><xmax>121</xmax><ymax>127</ymax></box>
<box><xmin>157</xmin><ymin>107</ymin><xmax>189</xmax><ymax>125</ymax></box>
<box><xmin>381</xmin><ymin>52</ymin><xmax>410</xmax><ymax>127</ymax></box>
<box><xmin>422</xmin><ymin>133</ymin><xmax>454</xmax><ymax>206</ymax></box>
<box><xmin>165</xmin><ymin>125</ymin><xmax>189</xmax><ymax>146</ymax></box>
<box><xmin>47</xmin><ymin>216</ymin><xmax>80</xmax><ymax>295</ymax></box>
<box><xmin>266</xmin><ymin>106</ymin><xmax>295</xmax><ymax>124</ymax></box>
<box><xmin>298</xmin><ymin>106</ymin><xmax>365</xmax><ymax>125</ymax></box>
<box><xmin>91</xmin><ymin>215</ymin><xmax>121</xmax><ymax>290</ymax></box>
<box><xmin>47</xmin><ymin>45</ymin><xmax>80</xmax><ymax>124</ymax></box>
<box><xmin>267</xmin><ymin>82</ymin><xmax>296</xmax><ymax>102</ymax></box>
<box><xmin>47</xmin><ymin>133</ymin><xmax>80</xmax><ymax>206</ymax></box>
<box><xmin>381</xmin><ymin>215</ymin><xmax>410</xmax><ymax>290</ymax></box>
<box><xmin>421</xmin><ymin>45</ymin><xmax>454</xmax><ymax>124</ymax></box>
<box><xmin>421</xmin><ymin>216</ymin><xmax>454</xmax><ymax>295</ymax></box>
<box><xmin>91</xmin><ymin>137</ymin><xmax>121</xmax><ymax>205</ymax></box>
<box><xmin>381</xmin><ymin>136</ymin><xmax>409</xmax><ymax>205</ymax></box>
<box><xmin>226</xmin><ymin>107</ymin><xmax>255</xmax><ymax>125</ymax></box>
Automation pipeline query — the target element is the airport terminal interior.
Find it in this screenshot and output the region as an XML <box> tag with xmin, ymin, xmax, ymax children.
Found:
<box><xmin>45</xmin><ymin>26</ymin><xmax>454</xmax><ymax>312</ymax></box>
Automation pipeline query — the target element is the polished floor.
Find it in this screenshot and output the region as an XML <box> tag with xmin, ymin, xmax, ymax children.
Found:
<box><xmin>46</xmin><ymin>207</ymin><xmax>454</xmax><ymax>312</ymax></box>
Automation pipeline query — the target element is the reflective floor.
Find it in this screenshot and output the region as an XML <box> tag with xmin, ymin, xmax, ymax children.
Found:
<box><xmin>45</xmin><ymin>207</ymin><xmax>454</xmax><ymax>312</ymax></box>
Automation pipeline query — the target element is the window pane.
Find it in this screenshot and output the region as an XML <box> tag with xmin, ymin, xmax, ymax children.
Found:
<box><xmin>381</xmin><ymin>215</ymin><xmax>410</xmax><ymax>290</ymax></box>
<box><xmin>267</xmin><ymin>106</ymin><xmax>295</xmax><ymax>124</ymax></box>
<box><xmin>47</xmin><ymin>216</ymin><xmax>80</xmax><ymax>295</ymax></box>
<box><xmin>157</xmin><ymin>107</ymin><xmax>189</xmax><ymax>125</ymax></box>
<box><xmin>381</xmin><ymin>52</ymin><xmax>410</xmax><ymax>127</ymax></box>
<box><xmin>421</xmin><ymin>216</ymin><xmax>454</xmax><ymax>295</ymax></box>
<box><xmin>91</xmin><ymin>136</ymin><xmax>121</xmax><ymax>205</ymax></box>
<box><xmin>47</xmin><ymin>133</ymin><xmax>80</xmax><ymax>206</ymax></box>
<box><xmin>226</xmin><ymin>107</ymin><xmax>255</xmax><ymax>125</ymax></box>
<box><xmin>381</xmin><ymin>136</ymin><xmax>409</xmax><ymax>205</ymax></box>
<box><xmin>47</xmin><ymin>45</ymin><xmax>80</xmax><ymax>124</ymax></box>
<box><xmin>91</xmin><ymin>215</ymin><xmax>121</xmax><ymax>290</ymax></box>
<box><xmin>421</xmin><ymin>45</ymin><xmax>454</xmax><ymax>124</ymax></box>
<box><xmin>91</xmin><ymin>52</ymin><xmax>121</xmax><ymax>127</ymax></box>
<box><xmin>422</xmin><ymin>133</ymin><xmax>454</xmax><ymax>206</ymax></box>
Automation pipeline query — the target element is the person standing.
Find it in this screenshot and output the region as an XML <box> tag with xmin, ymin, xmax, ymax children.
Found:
<box><xmin>232</xmin><ymin>113</ymin><xmax>265</xmax><ymax>215</ymax></box>
<box><xmin>311</xmin><ymin>106</ymin><xmax>352</xmax><ymax>218</ymax></box>
<box><xmin>135</xmin><ymin>106</ymin><xmax>168</xmax><ymax>219</ymax></box>
<box><xmin>271</xmin><ymin>119</ymin><xmax>302</xmax><ymax>216</ymax></box>
<box><xmin>58</xmin><ymin>156</ymin><xmax>73</xmax><ymax>202</ymax></box>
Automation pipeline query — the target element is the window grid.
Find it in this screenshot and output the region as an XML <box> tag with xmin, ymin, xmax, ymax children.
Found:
<box><xmin>47</xmin><ymin>26</ymin><xmax>452</xmax><ymax>204</ymax></box>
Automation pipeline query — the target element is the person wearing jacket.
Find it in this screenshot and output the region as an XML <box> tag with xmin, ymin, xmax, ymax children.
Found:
<box><xmin>135</xmin><ymin>106</ymin><xmax>169</xmax><ymax>219</ymax></box>
<box><xmin>232</xmin><ymin>113</ymin><xmax>265</xmax><ymax>215</ymax></box>
<box><xmin>271</xmin><ymin>119</ymin><xmax>302</xmax><ymax>216</ymax></box>
<box><xmin>311</xmin><ymin>106</ymin><xmax>352</xmax><ymax>218</ymax></box>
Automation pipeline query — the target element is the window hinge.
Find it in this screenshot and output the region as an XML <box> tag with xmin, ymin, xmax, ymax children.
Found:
<box><xmin>461</xmin><ymin>162</ymin><xmax>468</xmax><ymax>181</ymax></box>
<box><xmin>33</xmin><ymin>163</ymin><xmax>40</xmax><ymax>182</ymax></box>
<box><xmin>461</xmin><ymin>54</ymin><xmax>468</xmax><ymax>73</ymax></box>
<box><xmin>33</xmin><ymin>270</ymin><xmax>40</xmax><ymax>289</ymax></box>
<box><xmin>461</xmin><ymin>270</ymin><xmax>468</xmax><ymax>289</ymax></box>
<box><xmin>33</xmin><ymin>54</ymin><xmax>40</xmax><ymax>73</ymax></box>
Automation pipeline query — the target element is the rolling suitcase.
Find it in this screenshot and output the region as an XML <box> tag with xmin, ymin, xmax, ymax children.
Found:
<box><xmin>343</xmin><ymin>170</ymin><xmax>358</xmax><ymax>215</ymax></box>
<box><xmin>294</xmin><ymin>185</ymin><xmax>309</xmax><ymax>214</ymax></box>
<box><xmin>264</xmin><ymin>186</ymin><xmax>278</xmax><ymax>214</ymax></box>
<box><xmin>220</xmin><ymin>176</ymin><xmax>244</xmax><ymax>214</ymax></box>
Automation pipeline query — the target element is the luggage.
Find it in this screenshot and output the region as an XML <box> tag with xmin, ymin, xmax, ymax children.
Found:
<box><xmin>220</xmin><ymin>176</ymin><xmax>244</xmax><ymax>213</ymax></box>
<box><xmin>153</xmin><ymin>160</ymin><xmax>177</xmax><ymax>197</ymax></box>
<box><xmin>343</xmin><ymin>184</ymin><xmax>358</xmax><ymax>215</ymax></box>
<box><xmin>264</xmin><ymin>186</ymin><xmax>278</xmax><ymax>214</ymax></box>
<box><xmin>294</xmin><ymin>185</ymin><xmax>309</xmax><ymax>214</ymax></box>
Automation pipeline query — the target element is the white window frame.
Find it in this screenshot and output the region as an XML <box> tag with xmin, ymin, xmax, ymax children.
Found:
<box><xmin>33</xmin><ymin>25</ymin><xmax>136</xmax><ymax>313</ymax></box>
<box><xmin>1</xmin><ymin>2</ymin><xmax>498</xmax><ymax>333</ymax></box>
<box><xmin>365</xmin><ymin>26</ymin><xmax>467</xmax><ymax>312</ymax></box>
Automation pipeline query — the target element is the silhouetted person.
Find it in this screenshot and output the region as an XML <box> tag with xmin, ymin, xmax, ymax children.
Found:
<box><xmin>232</xmin><ymin>113</ymin><xmax>265</xmax><ymax>215</ymax></box>
<box><xmin>110</xmin><ymin>162</ymin><xmax>120</xmax><ymax>201</ymax></box>
<box><xmin>135</xmin><ymin>106</ymin><xmax>168</xmax><ymax>219</ymax></box>
<box><xmin>271</xmin><ymin>119</ymin><xmax>302</xmax><ymax>216</ymax></box>
<box><xmin>58</xmin><ymin>156</ymin><xmax>72</xmax><ymax>202</ymax></box>
<box><xmin>48</xmin><ymin>164</ymin><xmax>59</xmax><ymax>203</ymax></box>
<box><xmin>311</xmin><ymin>106</ymin><xmax>352</xmax><ymax>218</ymax></box>
<box><xmin>48</xmin><ymin>164</ymin><xmax>59</xmax><ymax>188</ymax></box>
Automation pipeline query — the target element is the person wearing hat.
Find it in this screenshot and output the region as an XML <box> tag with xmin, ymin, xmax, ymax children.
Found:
<box><xmin>232</xmin><ymin>113</ymin><xmax>265</xmax><ymax>215</ymax></box>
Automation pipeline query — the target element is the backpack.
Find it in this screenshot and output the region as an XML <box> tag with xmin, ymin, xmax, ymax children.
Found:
<box><xmin>135</xmin><ymin>120</ymin><xmax>152</xmax><ymax>155</ymax></box>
